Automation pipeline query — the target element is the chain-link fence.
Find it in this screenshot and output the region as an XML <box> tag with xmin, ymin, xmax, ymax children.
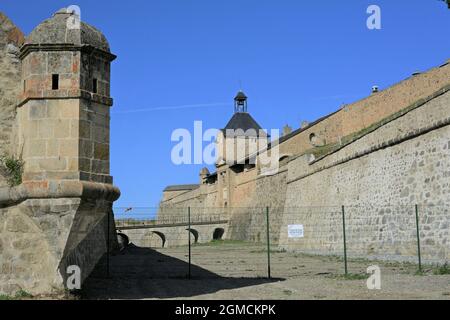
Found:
<box><xmin>88</xmin><ymin>205</ymin><xmax>449</xmax><ymax>282</ymax></box>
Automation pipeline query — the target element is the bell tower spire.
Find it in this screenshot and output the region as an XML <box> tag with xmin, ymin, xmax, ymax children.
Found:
<box><xmin>234</xmin><ymin>90</ymin><xmax>248</xmax><ymax>113</ymax></box>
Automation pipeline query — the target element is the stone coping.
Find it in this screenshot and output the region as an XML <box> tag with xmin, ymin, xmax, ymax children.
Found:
<box><xmin>17</xmin><ymin>89</ymin><xmax>114</xmax><ymax>108</ymax></box>
<box><xmin>287</xmin><ymin>98</ymin><xmax>450</xmax><ymax>185</ymax></box>
<box><xmin>19</xmin><ymin>43</ymin><xmax>116</xmax><ymax>61</ymax></box>
<box><xmin>0</xmin><ymin>180</ymin><xmax>120</xmax><ymax>206</ymax></box>
<box><xmin>287</xmin><ymin>84</ymin><xmax>450</xmax><ymax>166</ymax></box>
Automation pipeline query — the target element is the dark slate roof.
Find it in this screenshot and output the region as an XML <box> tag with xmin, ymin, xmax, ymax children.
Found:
<box><xmin>163</xmin><ymin>184</ymin><xmax>199</xmax><ymax>192</ymax></box>
<box><xmin>27</xmin><ymin>8</ymin><xmax>110</xmax><ymax>52</ymax></box>
<box><xmin>222</xmin><ymin>112</ymin><xmax>267</xmax><ymax>137</ymax></box>
<box><xmin>234</xmin><ymin>91</ymin><xmax>248</xmax><ymax>100</ymax></box>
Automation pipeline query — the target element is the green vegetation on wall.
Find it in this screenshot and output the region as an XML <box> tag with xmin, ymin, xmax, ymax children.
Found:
<box><xmin>0</xmin><ymin>154</ymin><xmax>24</xmax><ymax>187</ymax></box>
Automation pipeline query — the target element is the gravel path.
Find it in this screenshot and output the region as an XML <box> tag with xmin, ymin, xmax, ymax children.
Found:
<box><xmin>82</xmin><ymin>242</ymin><xmax>450</xmax><ymax>300</ymax></box>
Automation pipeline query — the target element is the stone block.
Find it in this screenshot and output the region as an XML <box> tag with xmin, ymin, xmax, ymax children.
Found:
<box><xmin>68</xmin><ymin>158</ymin><xmax>79</xmax><ymax>171</ymax></box>
<box><xmin>79</xmin><ymin>120</ymin><xmax>91</xmax><ymax>139</ymax></box>
<box><xmin>92</xmin><ymin>125</ymin><xmax>109</xmax><ymax>143</ymax></box>
<box><xmin>53</xmin><ymin>119</ymin><xmax>71</xmax><ymax>138</ymax></box>
<box><xmin>27</xmin><ymin>53</ymin><xmax>46</xmax><ymax>75</ymax></box>
<box><xmin>45</xmin><ymin>171</ymin><xmax>79</xmax><ymax>180</ymax></box>
<box><xmin>38</xmin><ymin>120</ymin><xmax>54</xmax><ymax>139</ymax></box>
<box><xmin>80</xmin><ymin>140</ymin><xmax>93</xmax><ymax>158</ymax></box>
<box><xmin>47</xmin><ymin>52</ymin><xmax>72</xmax><ymax>74</ymax></box>
<box><xmin>28</xmin><ymin>101</ymin><xmax>47</xmax><ymax>119</ymax></box>
<box><xmin>91</xmin><ymin>159</ymin><xmax>109</xmax><ymax>174</ymax></box>
<box><xmin>38</xmin><ymin>158</ymin><xmax>67</xmax><ymax>171</ymax></box>
<box><xmin>26</xmin><ymin>140</ymin><xmax>46</xmax><ymax>158</ymax></box>
<box><xmin>94</xmin><ymin>142</ymin><xmax>109</xmax><ymax>161</ymax></box>
<box><xmin>22</xmin><ymin>119</ymin><xmax>39</xmax><ymax>138</ymax></box>
<box><xmin>59</xmin><ymin>139</ymin><xmax>78</xmax><ymax>157</ymax></box>
<box><xmin>79</xmin><ymin>158</ymin><xmax>91</xmax><ymax>172</ymax></box>
<box><xmin>46</xmin><ymin>140</ymin><xmax>59</xmax><ymax>157</ymax></box>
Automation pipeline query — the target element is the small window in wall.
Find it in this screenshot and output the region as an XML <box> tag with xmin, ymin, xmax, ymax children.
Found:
<box><xmin>23</xmin><ymin>80</ymin><xmax>26</xmax><ymax>92</ymax></box>
<box><xmin>52</xmin><ymin>74</ymin><xmax>59</xmax><ymax>90</ymax></box>
<box><xmin>93</xmin><ymin>78</ymin><xmax>98</xmax><ymax>94</ymax></box>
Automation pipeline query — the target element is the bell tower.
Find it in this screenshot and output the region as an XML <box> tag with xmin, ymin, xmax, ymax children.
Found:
<box><xmin>234</xmin><ymin>90</ymin><xmax>248</xmax><ymax>113</ymax></box>
<box><xmin>216</xmin><ymin>91</ymin><xmax>268</xmax><ymax>166</ymax></box>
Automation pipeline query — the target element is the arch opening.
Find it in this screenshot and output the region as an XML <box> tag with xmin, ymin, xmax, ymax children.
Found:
<box><xmin>186</xmin><ymin>228</ymin><xmax>199</xmax><ymax>243</ymax></box>
<box><xmin>278</xmin><ymin>154</ymin><xmax>292</xmax><ymax>166</ymax></box>
<box><xmin>152</xmin><ymin>231</ymin><xmax>166</xmax><ymax>248</ymax></box>
<box><xmin>213</xmin><ymin>228</ymin><xmax>225</xmax><ymax>241</ymax></box>
<box><xmin>309</xmin><ymin>133</ymin><xmax>325</xmax><ymax>147</ymax></box>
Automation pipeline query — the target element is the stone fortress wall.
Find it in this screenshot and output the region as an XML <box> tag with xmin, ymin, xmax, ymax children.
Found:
<box><xmin>0</xmin><ymin>10</ymin><xmax>120</xmax><ymax>295</ymax></box>
<box><xmin>280</xmin><ymin>88</ymin><xmax>450</xmax><ymax>263</ymax></box>
<box><xmin>160</xmin><ymin>60</ymin><xmax>450</xmax><ymax>263</ymax></box>
<box><xmin>0</xmin><ymin>13</ymin><xmax>23</xmax><ymax>187</ymax></box>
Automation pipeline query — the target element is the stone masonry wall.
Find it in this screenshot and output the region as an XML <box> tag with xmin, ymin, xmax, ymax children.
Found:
<box><xmin>122</xmin><ymin>222</ymin><xmax>228</xmax><ymax>248</ymax></box>
<box><xmin>0</xmin><ymin>13</ymin><xmax>23</xmax><ymax>187</ymax></box>
<box><xmin>161</xmin><ymin>167</ymin><xmax>288</xmax><ymax>244</ymax></box>
<box><xmin>279</xmin><ymin>89</ymin><xmax>450</xmax><ymax>263</ymax></box>
<box><xmin>0</xmin><ymin>197</ymin><xmax>116</xmax><ymax>295</ymax></box>
<box><xmin>0</xmin><ymin>10</ymin><xmax>120</xmax><ymax>295</ymax></box>
<box><xmin>227</xmin><ymin>168</ymin><xmax>288</xmax><ymax>244</ymax></box>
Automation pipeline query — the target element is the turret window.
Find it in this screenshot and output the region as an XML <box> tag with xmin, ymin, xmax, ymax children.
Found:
<box><xmin>93</xmin><ymin>78</ymin><xmax>98</xmax><ymax>94</ymax></box>
<box><xmin>52</xmin><ymin>74</ymin><xmax>59</xmax><ymax>90</ymax></box>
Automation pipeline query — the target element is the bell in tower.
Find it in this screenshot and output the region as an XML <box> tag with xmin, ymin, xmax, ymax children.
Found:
<box><xmin>234</xmin><ymin>90</ymin><xmax>248</xmax><ymax>113</ymax></box>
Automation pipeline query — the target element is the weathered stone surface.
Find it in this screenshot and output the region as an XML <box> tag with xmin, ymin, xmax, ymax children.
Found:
<box><xmin>0</xmin><ymin>9</ymin><xmax>119</xmax><ymax>296</ymax></box>
<box><xmin>0</xmin><ymin>13</ymin><xmax>23</xmax><ymax>187</ymax></box>
<box><xmin>26</xmin><ymin>10</ymin><xmax>110</xmax><ymax>52</ymax></box>
<box><xmin>279</xmin><ymin>90</ymin><xmax>450</xmax><ymax>263</ymax></box>
<box><xmin>0</xmin><ymin>198</ymin><xmax>117</xmax><ymax>295</ymax></box>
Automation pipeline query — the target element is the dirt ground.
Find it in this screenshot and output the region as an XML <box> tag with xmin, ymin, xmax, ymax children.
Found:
<box><xmin>82</xmin><ymin>242</ymin><xmax>450</xmax><ymax>300</ymax></box>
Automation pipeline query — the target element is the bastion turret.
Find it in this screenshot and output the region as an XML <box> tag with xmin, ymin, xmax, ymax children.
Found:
<box><xmin>0</xmin><ymin>8</ymin><xmax>120</xmax><ymax>296</ymax></box>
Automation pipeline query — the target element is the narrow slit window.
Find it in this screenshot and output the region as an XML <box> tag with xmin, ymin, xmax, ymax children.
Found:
<box><xmin>52</xmin><ymin>74</ymin><xmax>59</xmax><ymax>90</ymax></box>
<box><xmin>23</xmin><ymin>80</ymin><xmax>26</xmax><ymax>92</ymax></box>
<box><xmin>93</xmin><ymin>78</ymin><xmax>98</xmax><ymax>94</ymax></box>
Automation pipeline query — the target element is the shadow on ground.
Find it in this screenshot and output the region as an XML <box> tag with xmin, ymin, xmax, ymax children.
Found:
<box><xmin>81</xmin><ymin>244</ymin><xmax>283</xmax><ymax>300</ymax></box>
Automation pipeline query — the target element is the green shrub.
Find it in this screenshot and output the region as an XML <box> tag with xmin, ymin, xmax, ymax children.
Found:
<box><xmin>14</xmin><ymin>290</ymin><xmax>33</xmax><ymax>299</ymax></box>
<box><xmin>0</xmin><ymin>154</ymin><xmax>24</xmax><ymax>187</ymax></box>
<box><xmin>0</xmin><ymin>290</ymin><xmax>33</xmax><ymax>300</ymax></box>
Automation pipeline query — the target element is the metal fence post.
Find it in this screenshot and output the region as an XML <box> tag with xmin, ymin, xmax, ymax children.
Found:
<box><xmin>265</xmin><ymin>207</ymin><xmax>271</xmax><ymax>279</ymax></box>
<box><xmin>341</xmin><ymin>205</ymin><xmax>348</xmax><ymax>275</ymax></box>
<box><xmin>188</xmin><ymin>207</ymin><xmax>192</xmax><ymax>279</ymax></box>
<box><xmin>106</xmin><ymin>211</ymin><xmax>110</xmax><ymax>278</ymax></box>
<box><xmin>415</xmin><ymin>204</ymin><xmax>422</xmax><ymax>272</ymax></box>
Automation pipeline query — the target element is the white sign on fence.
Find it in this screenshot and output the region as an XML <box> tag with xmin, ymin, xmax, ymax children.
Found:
<box><xmin>288</xmin><ymin>224</ymin><xmax>304</xmax><ymax>238</ymax></box>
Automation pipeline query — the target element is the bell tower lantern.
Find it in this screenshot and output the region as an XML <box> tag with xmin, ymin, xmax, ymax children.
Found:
<box><xmin>234</xmin><ymin>90</ymin><xmax>248</xmax><ymax>113</ymax></box>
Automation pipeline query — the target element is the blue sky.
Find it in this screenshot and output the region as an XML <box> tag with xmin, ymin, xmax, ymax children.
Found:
<box><xmin>2</xmin><ymin>1</ymin><xmax>449</xmax><ymax>207</ymax></box>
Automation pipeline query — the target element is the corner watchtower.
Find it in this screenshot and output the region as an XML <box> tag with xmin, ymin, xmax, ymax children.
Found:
<box><xmin>16</xmin><ymin>8</ymin><xmax>117</xmax><ymax>184</ymax></box>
